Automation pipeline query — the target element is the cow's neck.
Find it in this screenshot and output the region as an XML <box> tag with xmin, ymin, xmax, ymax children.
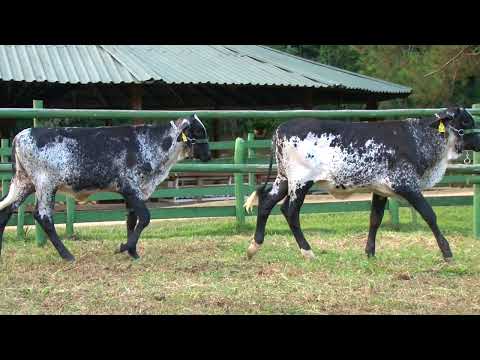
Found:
<box><xmin>165</xmin><ymin>140</ymin><xmax>188</xmax><ymax>168</ymax></box>
<box><xmin>412</xmin><ymin>121</ymin><xmax>460</xmax><ymax>165</ymax></box>
<box><xmin>160</xmin><ymin>125</ymin><xmax>187</xmax><ymax>167</ymax></box>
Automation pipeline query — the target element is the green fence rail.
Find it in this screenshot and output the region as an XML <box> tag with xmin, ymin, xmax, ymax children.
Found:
<box><xmin>0</xmin><ymin>103</ymin><xmax>479</xmax><ymax>242</ymax></box>
<box><xmin>0</xmin><ymin>108</ymin><xmax>479</xmax><ymax>120</ymax></box>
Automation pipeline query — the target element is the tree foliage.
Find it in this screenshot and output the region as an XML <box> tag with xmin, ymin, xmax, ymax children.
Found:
<box><xmin>270</xmin><ymin>45</ymin><xmax>480</xmax><ymax>108</ymax></box>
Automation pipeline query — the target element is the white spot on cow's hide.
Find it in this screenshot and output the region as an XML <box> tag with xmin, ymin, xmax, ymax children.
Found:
<box><xmin>15</xmin><ymin>129</ymin><xmax>81</xmax><ymax>189</ymax></box>
<box><xmin>268</xmin><ymin>175</ymin><xmax>286</xmax><ymax>196</ymax></box>
<box><xmin>279</xmin><ymin>132</ymin><xmax>397</xmax><ymax>200</ymax></box>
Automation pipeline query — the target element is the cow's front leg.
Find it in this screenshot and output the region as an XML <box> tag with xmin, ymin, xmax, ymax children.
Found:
<box><xmin>284</xmin><ymin>181</ymin><xmax>315</xmax><ymax>259</ymax></box>
<box><xmin>118</xmin><ymin>195</ymin><xmax>150</xmax><ymax>259</ymax></box>
<box><xmin>125</xmin><ymin>200</ymin><xmax>138</xmax><ymax>239</ymax></box>
<box><xmin>365</xmin><ymin>193</ymin><xmax>388</xmax><ymax>258</ymax></box>
<box><xmin>395</xmin><ymin>188</ymin><xmax>453</xmax><ymax>261</ymax></box>
<box><xmin>248</xmin><ymin>176</ymin><xmax>288</xmax><ymax>259</ymax></box>
<box><xmin>34</xmin><ymin>188</ymin><xmax>75</xmax><ymax>262</ymax></box>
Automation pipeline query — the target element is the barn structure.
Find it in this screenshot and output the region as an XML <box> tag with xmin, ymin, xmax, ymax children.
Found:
<box><xmin>0</xmin><ymin>45</ymin><xmax>412</xmax><ymax>139</ymax></box>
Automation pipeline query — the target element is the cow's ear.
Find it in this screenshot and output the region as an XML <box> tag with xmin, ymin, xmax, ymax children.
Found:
<box><xmin>174</xmin><ymin>118</ymin><xmax>191</xmax><ymax>132</ymax></box>
<box><xmin>174</xmin><ymin>118</ymin><xmax>191</xmax><ymax>143</ymax></box>
<box><xmin>433</xmin><ymin>109</ymin><xmax>457</xmax><ymax>129</ymax></box>
<box><xmin>435</xmin><ymin>110</ymin><xmax>454</xmax><ymax>122</ymax></box>
<box><xmin>431</xmin><ymin>111</ymin><xmax>451</xmax><ymax>134</ymax></box>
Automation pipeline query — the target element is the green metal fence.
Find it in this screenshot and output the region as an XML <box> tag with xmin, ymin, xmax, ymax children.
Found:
<box><xmin>0</xmin><ymin>102</ymin><xmax>479</xmax><ymax>243</ymax></box>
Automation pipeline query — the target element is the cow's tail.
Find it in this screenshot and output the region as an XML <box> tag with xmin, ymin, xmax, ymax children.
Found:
<box><xmin>0</xmin><ymin>138</ymin><xmax>20</xmax><ymax>211</ymax></box>
<box><xmin>244</xmin><ymin>133</ymin><xmax>276</xmax><ymax>214</ymax></box>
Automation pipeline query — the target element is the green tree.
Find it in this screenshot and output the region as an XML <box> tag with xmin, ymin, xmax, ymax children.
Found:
<box><xmin>340</xmin><ymin>45</ymin><xmax>480</xmax><ymax>108</ymax></box>
<box><xmin>270</xmin><ymin>45</ymin><xmax>360</xmax><ymax>71</ymax></box>
<box><xmin>270</xmin><ymin>45</ymin><xmax>480</xmax><ymax>108</ymax></box>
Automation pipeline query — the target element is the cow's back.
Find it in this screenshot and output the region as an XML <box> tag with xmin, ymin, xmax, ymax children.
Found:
<box><xmin>276</xmin><ymin>118</ymin><xmax>415</xmax><ymax>149</ymax></box>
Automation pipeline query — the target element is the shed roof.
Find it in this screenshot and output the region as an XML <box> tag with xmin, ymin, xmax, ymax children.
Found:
<box><xmin>0</xmin><ymin>45</ymin><xmax>411</xmax><ymax>97</ymax></box>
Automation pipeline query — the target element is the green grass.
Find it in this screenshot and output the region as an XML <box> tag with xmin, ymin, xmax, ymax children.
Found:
<box><xmin>1</xmin><ymin>206</ymin><xmax>480</xmax><ymax>314</ymax></box>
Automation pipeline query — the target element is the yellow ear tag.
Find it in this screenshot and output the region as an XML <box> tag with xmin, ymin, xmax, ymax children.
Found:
<box><xmin>181</xmin><ymin>132</ymin><xmax>188</xmax><ymax>142</ymax></box>
<box><xmin>438</xmin><ymin>121</ymin><xmax>445</xmax><ymax>133</ymax></box>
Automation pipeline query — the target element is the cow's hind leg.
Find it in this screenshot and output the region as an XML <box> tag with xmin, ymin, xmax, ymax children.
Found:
<box><xmin>118</xmin><ymin>194</ymin><xmax>150</xmax><ymax>259</ymax></box>
<box><xmin>365</xmin><ymin>193</ymin><xmax>388</xmax><ymax>258</ymax></box>
<box><xmin>0</xmin><ymin>181</ymin><xmax>34</xmax><ymax>256</ymax></box>
<box><xmin>282</xmin><ymin>181</ymin><xmax>315</xmax><ymax>259</ymax></box>
<box><xmin>247</xmin><ymin>176</ymin><xmax>288</xmax><ymax>259</ymax></box>
<box><xmin>34</xmin><ymin>187</ymin><xmax>75</xmax><ymax>262</ymax></box>
<box><xmin>396</xmin><ymin>189</ymin><xmax>453</xmax><ymax>261</ymax></box>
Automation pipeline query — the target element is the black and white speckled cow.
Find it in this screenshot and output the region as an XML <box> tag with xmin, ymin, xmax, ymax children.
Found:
<box><xmin>0</xmin><ymin>114</ymin><xmax>210</xmax><ymax>261</ymax></box>
<box><xmin>244</xmin><ymin>107</ymin><xmax>480</xmax><ymax>262</ymax></box>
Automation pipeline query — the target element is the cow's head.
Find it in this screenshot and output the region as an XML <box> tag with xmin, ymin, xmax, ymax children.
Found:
<box><xmin>177</xmin><ymin>114</ymin><xmax>211</xmax><ymax>162</ymax></box>
<box><xmin>434</xmin><ymin>107</ymin><xmax>480</xmax><ymax>152</ymax></box>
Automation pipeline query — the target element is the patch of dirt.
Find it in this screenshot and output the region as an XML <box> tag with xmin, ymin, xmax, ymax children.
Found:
<box><xmin>395</xmin><ymin>272</ymin><xmax>413</xmax><ymax>281</ymax></box>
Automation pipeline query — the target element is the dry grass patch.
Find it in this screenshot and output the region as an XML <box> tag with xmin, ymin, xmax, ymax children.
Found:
<box><xmin>1</xmin><ymin>206</ymin><xmax>480</xmax><ymax>314</ymax></box>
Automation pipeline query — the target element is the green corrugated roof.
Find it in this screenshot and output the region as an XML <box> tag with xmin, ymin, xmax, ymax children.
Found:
<box><xmin>0</xmin><ymin>45</ymin><xmax>411</xmax><ymax>96</ymax></box>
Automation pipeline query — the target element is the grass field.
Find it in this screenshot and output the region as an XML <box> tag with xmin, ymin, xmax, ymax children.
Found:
<box><xmin>1</xmin><ymin>206</ymin><xmax>480</xmax><ymax>315</ymax></box>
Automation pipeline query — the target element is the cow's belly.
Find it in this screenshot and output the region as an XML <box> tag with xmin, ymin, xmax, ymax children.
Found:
<box><xmin>58</xmin><ymin>184</ymin><xmax>119</xmax><ymax>202</ymax></box>
<box><xmin>316</xmin><ymin>180</ymin><xmax>396</xmax><ymax>199</ymax></box>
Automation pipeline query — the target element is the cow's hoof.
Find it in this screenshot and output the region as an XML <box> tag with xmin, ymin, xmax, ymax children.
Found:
<box><xmin>128</xmin><ymin>250</ymin><xmax>140</xmax><ymax>260</ymax></box>
<box><xmin>301</xmin><ymin>249</ymin><xmax>315</xmax><ymax>260</ymax></box>
<box><xmin>366</xmin><ymin>252</ymin><xmax>375</xmax><ymax>258</ymax></box>
<box><xmin>246</xmin><ymin>241</ymin><xmax>261</xmax><ymax>260</ymax></box>
<box><xmin>444</xmin><ymin>256</ymin><xmax>453</xmax><ymax>263</ymax></box>
<box><xmin>116</xmin><ymin>243</ymin><xmax>128</xmax><ymax>254</ymax></box>
<box><xmin>62</xmin><ymin>253</ymin><xmax>75</xmax><ymax>262</ymax></box>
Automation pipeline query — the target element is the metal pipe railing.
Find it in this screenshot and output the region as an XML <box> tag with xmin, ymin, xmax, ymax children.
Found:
<box><xmin>0</xmin><ymin>108</ymin><xmax>479</xmax><ymax>120</ymax></box>
<box><xmin>1</xmin><ymin>162</ymin><xmax>479</xmax><ymax>175</ymax></box>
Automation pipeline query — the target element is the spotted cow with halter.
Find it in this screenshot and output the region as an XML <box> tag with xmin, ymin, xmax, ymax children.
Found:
<box><xmin>0</xmin><ymin>114</ymin><xmax>210</xmax><ymax>261</ymax></box>
<box><xmin>244</xmin><ymin>107</ymin><xmax>480</xmax><ymax>262</ymax></box>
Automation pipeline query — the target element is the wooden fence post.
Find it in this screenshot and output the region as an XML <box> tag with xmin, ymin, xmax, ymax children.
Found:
<box><xmin>234</xmin><ymin>137</ymin><xmax>246</xmax><ymax>226</ymax></box>
<box><xmin>473</xmin><ymin>104</ymin><xmax>480</xmax><ymax>239</ymax></box>
<box><xmin>33</xmin><ymin>100</ymin><xmax>47</xmax><ymax>246</ymax></box>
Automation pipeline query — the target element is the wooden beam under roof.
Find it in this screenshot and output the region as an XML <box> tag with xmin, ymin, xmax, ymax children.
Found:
<box><xmin>195</xmin><ymin>84</ymin><xmax>239</xmax><ymax>108</ymax></box>
<box><xmin>129</xmin><ymin>84</ymin><xmax>143</xmax><ymax>125</ymax></box>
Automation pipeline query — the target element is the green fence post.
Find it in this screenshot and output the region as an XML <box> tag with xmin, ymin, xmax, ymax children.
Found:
<box><xmin>247</xmin><ymin>132</ymin><xmax>256</xmax><ymax>190</ymax></box>
<box><xmin>16</xmin><ymin>202</ymin><xmax>26</xmax><ymax>241</ymax></box>
<box><xmin>473</xmin><ymin>104</ymin><xmax>480</xmax><ymax>239</ymax></box>
<box><xmin>389</xmin><ymin>198</ymin><xmax>400</xmax><ymax>230</ymax></box>
<box><xmin>66</xmin><ymin>196</ymin><xmax>75</xmax><ymax>238</ymax></box>
<box><xmin>1</xmin><ymin>139</ymin><xmax>9</xmax><ymax>198</ymax></box>
<box><xmin>410</xmin><ymin>206</ymin><xmax>417</xmax><ymax>226</ymax></box>
<box><xmin>234</xmin><ymin>137</ymin><xmax>246</xmax><ymax>226</ymax></box>
<box><xmin>33</xmin><ymin>100</ymin><xmax>47</xmax><ymax>246</ymax></box>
